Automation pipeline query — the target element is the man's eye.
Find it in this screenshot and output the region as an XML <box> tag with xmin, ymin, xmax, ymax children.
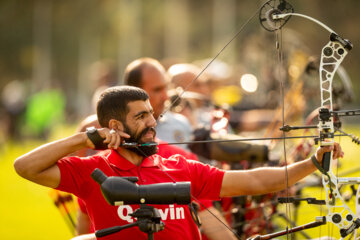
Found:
<box><xmin>137</xmin><ymin>115</ymin><xmax>145</xmax><ymax>120</ymax></box>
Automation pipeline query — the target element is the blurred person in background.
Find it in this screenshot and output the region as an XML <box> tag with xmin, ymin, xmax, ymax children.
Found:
<box><xmin>24</xmin><ymin>87</ymin><xmax>66</xmax><ymax>139</ymax></box>
<box><xmin>1</xmin><ymin>80</ymin><xmax>27</xmax><ymax>141</ymax></box>
<box><xmin>167</xmin><ymin>63</ymin><xmax>213</xmax><ymax>129</ymax></box>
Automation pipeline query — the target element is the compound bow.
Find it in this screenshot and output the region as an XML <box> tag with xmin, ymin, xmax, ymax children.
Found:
<box><xmin>253</xmin><ymin>0</ymin><xmax>360</xmax><ymax>239</ymax></box>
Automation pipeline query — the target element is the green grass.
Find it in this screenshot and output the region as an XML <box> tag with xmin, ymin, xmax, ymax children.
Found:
<box><xmin>1</xmin><ymin>124</ymin><xmax>359</xmax><ymax>239</ymax></box>
<box><xmin>0</xmin><ymin>125</ymin><xmax>76</xmax><ymax>240</ymax></box>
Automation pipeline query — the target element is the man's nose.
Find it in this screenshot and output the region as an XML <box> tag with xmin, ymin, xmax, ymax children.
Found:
<box><xmin>147</xmin><ymin>114</ymin><xmax>157</xmax><ymax>127</ymax></box>
<box><xmin>161</xmin><ymin>89</ymin><xmax>169</xmax><ymax>101</ymax></box>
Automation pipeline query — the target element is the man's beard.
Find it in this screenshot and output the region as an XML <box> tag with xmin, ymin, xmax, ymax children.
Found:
<box><xmin>123</xmin><ymin>123</ymin><xmax>158</xmax><ymax>157</ymax></box>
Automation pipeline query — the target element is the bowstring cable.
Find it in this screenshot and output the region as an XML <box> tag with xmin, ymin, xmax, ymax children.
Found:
<box><xmin>276</xmin><ymin>24</ymin><xmax>292</xmax><ymax>239</ymax></box>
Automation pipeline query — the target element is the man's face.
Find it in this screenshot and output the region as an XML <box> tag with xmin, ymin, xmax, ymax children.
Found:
<box><xmin>123</xmin><ymin>100</ymin><xmax>158</xmax><ymax>156</ymax></box>
<box><xmin>141</xmin><ymin>65</ymin><xmax>169</xmax><ymax>119</ymax></box>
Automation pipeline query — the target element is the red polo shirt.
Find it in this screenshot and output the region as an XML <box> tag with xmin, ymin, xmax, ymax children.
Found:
<box><xmin>57</xmin><ymin>150</ymin><xmax>224</xmax><ymax>240</ymax></box>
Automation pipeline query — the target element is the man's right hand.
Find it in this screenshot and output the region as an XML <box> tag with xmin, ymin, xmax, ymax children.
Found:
<box><xmin>86</xmin><ymin>128</ymin><xmax>130</xmax><ymax>150</ymax></box>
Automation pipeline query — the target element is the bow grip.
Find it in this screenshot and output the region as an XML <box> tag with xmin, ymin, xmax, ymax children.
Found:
<box><xmin>322</xmin><ymin>151</ymin><xmax>331</xmax><ymax>172</ymax></box>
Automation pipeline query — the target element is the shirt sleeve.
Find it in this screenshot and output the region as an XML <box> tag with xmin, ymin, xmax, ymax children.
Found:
<box><xmin>55</xmin><ymin>156</ymin><xmax>95</xmax><ymax>199</ymax></box>
<box><xmin>185</xmin><ymin>158</ymin><xmax>225</xmax><ymax>201</ymax></box>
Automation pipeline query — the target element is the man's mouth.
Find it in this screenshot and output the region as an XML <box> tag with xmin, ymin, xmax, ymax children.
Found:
<box><xmin>141</xmin><ymin>128</ymin><xmax>156</xmax><ymax>141</ymax></box>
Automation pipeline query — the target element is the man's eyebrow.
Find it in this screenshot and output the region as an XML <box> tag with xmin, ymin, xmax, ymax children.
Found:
<box><xmin>134</xmin><ymin>109</ymin><xmax>154</xmax><ymax>118</ymax></box>
<box><xmin>153</xmin><ymin>85</ymin><xmax>166</xmax><ymax>91</ymax></box>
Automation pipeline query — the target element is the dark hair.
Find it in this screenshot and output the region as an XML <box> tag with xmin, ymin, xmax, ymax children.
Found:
<box><xmin>96</xmin><ymin>86</ymin><xmax>149</xmax><ymax>127</ymax></box>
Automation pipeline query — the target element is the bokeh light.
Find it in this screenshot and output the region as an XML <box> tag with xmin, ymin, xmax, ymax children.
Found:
<box><xmin>240</xmin><ymin>73</ymin><xmax>258</xmax><ymax>93</ymax></box>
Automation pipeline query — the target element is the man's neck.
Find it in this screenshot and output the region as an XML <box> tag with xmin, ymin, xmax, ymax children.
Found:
<box><xmin>116</xmin><ymin>148</ymin><xmax>144</xmax><ymax>166</ymax></box>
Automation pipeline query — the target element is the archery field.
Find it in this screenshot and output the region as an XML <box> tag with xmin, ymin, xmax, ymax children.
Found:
<box><xmin>1</xmin><ymin>124</ymin><xmax>359</xmax><ymax>240</ymax></box>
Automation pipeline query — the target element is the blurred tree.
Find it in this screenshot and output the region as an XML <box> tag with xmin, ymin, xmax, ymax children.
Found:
<box><xmin>0</xmin><ymin>0</ymin><xmax>358</xmax><ymax>124</ymax></box>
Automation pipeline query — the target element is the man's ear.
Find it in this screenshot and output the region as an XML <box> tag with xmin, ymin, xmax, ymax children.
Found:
<box><xmin>108</xmin><ymin>119</ymin><xmax>124</xmax><ymax>131</ymax></box>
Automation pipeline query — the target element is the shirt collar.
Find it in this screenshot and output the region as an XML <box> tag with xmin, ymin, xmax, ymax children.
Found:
<box><xmin>106</xmin><ymin>150</ymin><xmax>160</xmax><ymax>170</ymax></box>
